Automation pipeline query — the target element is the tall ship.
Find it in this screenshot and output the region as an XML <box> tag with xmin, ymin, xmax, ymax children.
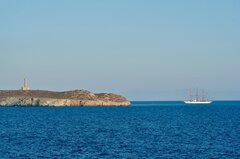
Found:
<box><xmin>184</xmin><ymin>89</ymin><xmax>212</xmax><ymax>104</ymax></box>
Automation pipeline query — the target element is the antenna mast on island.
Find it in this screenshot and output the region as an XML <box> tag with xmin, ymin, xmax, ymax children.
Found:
<box><xmin>21</xmin><ymin>78</ymin><xmax>30</xmax><ymax>91</ymax></box>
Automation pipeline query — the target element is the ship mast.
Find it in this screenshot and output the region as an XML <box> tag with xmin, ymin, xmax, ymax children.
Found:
<box><xmin>196</xmin><ymin>88</ymin><xmax>199</xmax><ymax>101</ymax></box>
<box><xmin>201</xmin><ymin>89</ymin><xmax>205</xmax><ymax>101</ymax></box>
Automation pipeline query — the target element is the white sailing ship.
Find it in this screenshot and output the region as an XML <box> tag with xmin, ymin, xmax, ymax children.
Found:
<box><xmin>184</xmin><ymin>89</ymin><xmax>212</xmax><ymax>104</ymax></box>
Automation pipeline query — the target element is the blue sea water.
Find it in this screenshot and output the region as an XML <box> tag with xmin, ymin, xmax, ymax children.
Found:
<box><xmin>0</xmin><ymin>101</ymin><xmax>240</xmax><ymax>159</ymax></box>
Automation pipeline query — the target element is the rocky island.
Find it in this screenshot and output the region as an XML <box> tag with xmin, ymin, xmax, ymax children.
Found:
<box><xmin>0</xmin><ymin>79</ymin><xmax>131</xmax><ymax>107</ymax></box>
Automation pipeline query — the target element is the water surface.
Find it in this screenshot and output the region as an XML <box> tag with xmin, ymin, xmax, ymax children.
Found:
<box><xmin>0</xmin><ymin>101</ymin><xmax>240</xmax><ymax>158</ymax></box>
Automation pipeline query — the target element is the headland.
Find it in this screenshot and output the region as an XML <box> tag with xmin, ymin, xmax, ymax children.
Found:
<box><xmin>0</xmin><ymin>90</ymin><xmax>131</xmax><ymax>106</ymax></box>
<box><xmin>0</xmin><ymin>79</ymin><xmax>131</xmax><ymax>106</ymax></box>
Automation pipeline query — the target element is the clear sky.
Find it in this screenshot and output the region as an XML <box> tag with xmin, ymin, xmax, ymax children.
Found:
<box><xmin>0</xmin><ymin>0</ymin><xmax>240</xmax><ymax>100</ymax></box>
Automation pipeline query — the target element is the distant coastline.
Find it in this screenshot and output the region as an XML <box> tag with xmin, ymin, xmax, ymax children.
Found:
<box><xmin>0</xmin><ymin>90</ymin><xmax>131</xmax><ymax>107</ymax></box>
<box><xmin>0</xmin><ymin>79</ymin><xmax>130</xmax><ymax>107</ymax></box>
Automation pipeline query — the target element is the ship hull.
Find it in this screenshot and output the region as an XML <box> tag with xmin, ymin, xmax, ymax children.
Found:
<box><xmin>184</xmin><ymin>101</ymin><xmax>212</xmax><ymax>104</ymax></box>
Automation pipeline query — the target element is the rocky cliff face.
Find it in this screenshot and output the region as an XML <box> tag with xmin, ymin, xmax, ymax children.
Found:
<box><xmin>0</xmin><ymin>90</ymin><xmax>131</xmax><ymax>106</ymax></box>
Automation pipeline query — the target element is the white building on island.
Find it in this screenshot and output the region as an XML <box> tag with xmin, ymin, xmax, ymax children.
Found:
<box><xmin>21</xmin><ymin>78</ymin><xmax>30</xmax><ymax>91</ymax></box>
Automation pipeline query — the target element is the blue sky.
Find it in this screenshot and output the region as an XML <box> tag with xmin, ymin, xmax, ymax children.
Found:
<box><xmin>0</xmin><ymin>0</ymin><xmax>240</xmax><ymax>100</ymax></box>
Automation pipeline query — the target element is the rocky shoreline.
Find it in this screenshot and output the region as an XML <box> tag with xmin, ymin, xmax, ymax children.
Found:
<box><xmin>0</xmin><ymin>90</ymin><xmax>131</xmax><ymax>106</ymax></box>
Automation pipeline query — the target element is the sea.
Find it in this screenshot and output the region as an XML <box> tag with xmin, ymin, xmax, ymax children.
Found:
<box><xmin>0</xmin><ymin>101</ymin><xmax>240</xmax><ymax>159</ymax></box>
